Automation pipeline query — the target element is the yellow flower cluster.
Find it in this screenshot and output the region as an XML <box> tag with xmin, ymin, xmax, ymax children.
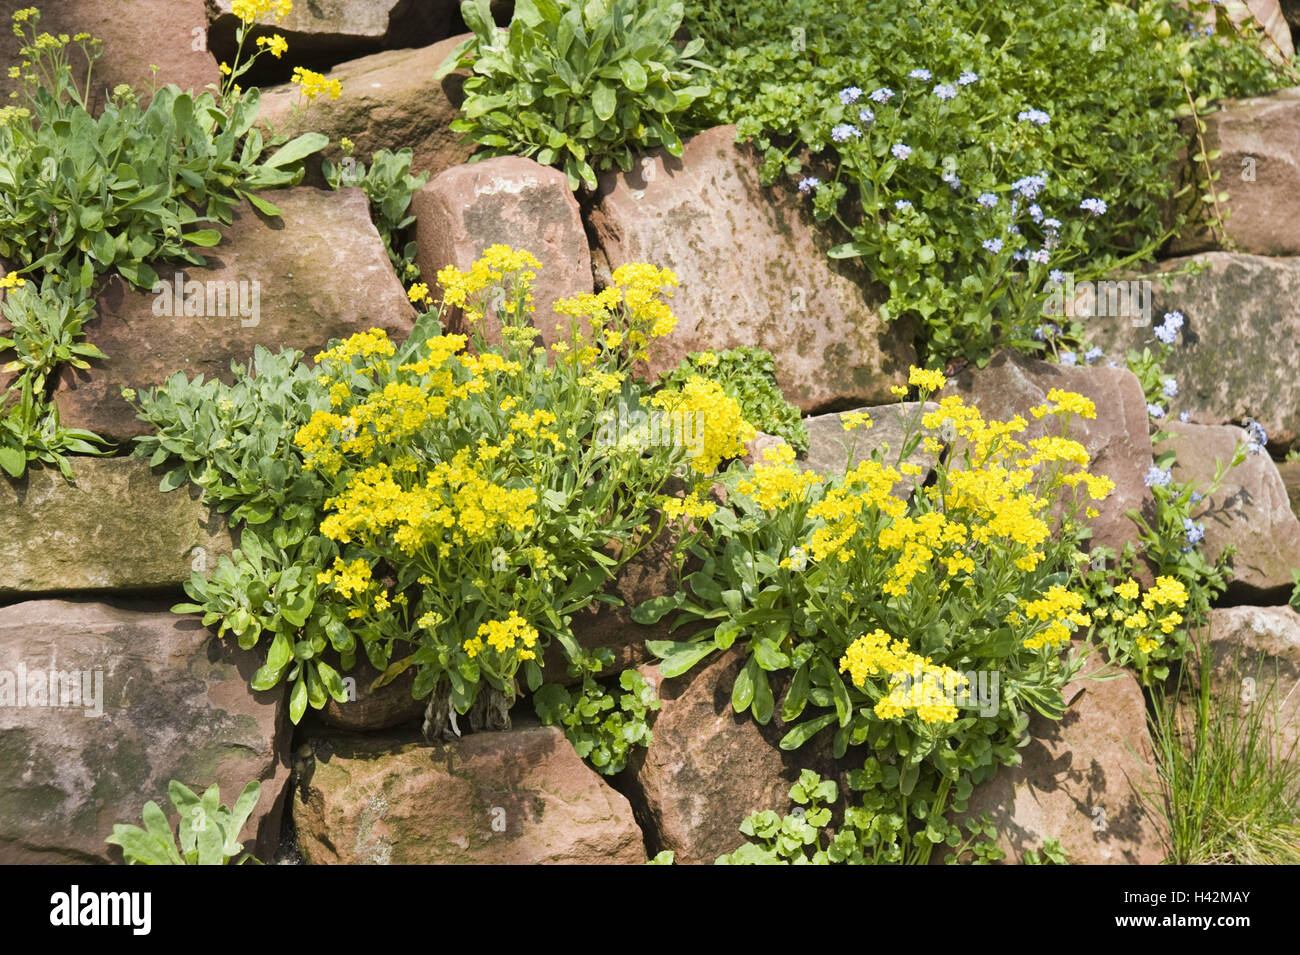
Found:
<box><xmin>806</xmin><ymin>459</ymin><xmax>905</xmax><ymax>563</ymax></box>
<box><xmin>437</xmin><ymin>245</ymin><xmax>540</xmax><ymax>319</ymax></box>
<box><xmin>551</xmin><ymin>265</ymin><xmax>678</xmax><ymax>365</ymax></box>
<box><xmin>878</xmin><ymin>511</ymin><xmax>969</xmax><ymax>595</ymax></box>
<box><xmin>510</xmin><ymin>407</ymin><xmax>565</xmax><ymax>451</ymax></box>
<box><xmin>553</xmin><ymin>286</ymin><xmax>623</xmax><ymax>324</ymax></box>
<box><xmin>1108</xmin><ymin>575</ymin><xmax>1188</xmax><ymax>654</ymax></box>
<box><xmin>839</xmin><ymin>629</ymin><xmax>968</xmax><ymax>724</ymax></box>
<box><xmin>255</xmin><ymin>33</ymin><xmax>288</xmax><ymax>57</ymax></box>
<box><xmin>1017</xmin><ymin>584</ymin><xmax>1091</xmax><ymax>649</ymax></box>
<box><xmin>406</xmin><ymin>282</ymin><xmax>431</xmax><ymax>306</ymax></box>
<box><xmin>908</xmin><ymin>366</ymin><xmax>948</xmax><ymax>392</ymax></box>
<box><xmin>841</xmin><ymin>411</ymin><xmax>873</xmax><ymax>431</ymax></box>
<box><xmin>659</xmin><ymin>490</ymin><xmax>717</xmax><ymax>523</ymax></box>
<box><xmin>316</xmin><ymin>557</ymin><xmax>372</xmax><ymax>598</ymax></box>
<box><xmin>232</xmin><ymin>0</ymin><xmax>292</xmax><ymax>25</ymax></box>
<box><xmin>650</xmin><ymin>375</ymin><xmax>754</xmax><ymax>475</ymax></box>
<box><xmin>0</xmin><ymin>271</ymin><xmax>25</xmax><ymax>290</ymax></box>
<box><xmin>737</xmin><ymin>444</ymin><xmax>822</xmax><ymax>512</ymax></box>
<box><xmin>1022</xmin><ymin>435</ymin><xmax>1090</xmax><ymax>468</ymax></box>
<box><xmin>315</xmin><ymin>328</ymin><xmax>395</xmax><ymax>366</ymax></box>
<box><xmin>463</xmin><ymin>611</ymin><xmax>539</xmax><ymax>661</ymax></box>
<box><xmin>1143</xmin><ymin>575</ymin><xmax>1189</xmax><ymax>611</ymax></box>
<box><xmin>0</xmin><ymin>106</ymin><xmax>30</xmax><ymax>128</ymax></box>
<box><xmin>577</xmin><ymin>369</ymin><xmax>624</xmax><ymax>395</ymax></box>
<box><xmin>611</xmin><ymin>263</ymin><xmax>678</xmax><ymax>339</ymax></box>
<box><xmin>316</xmin><ymin>456</ymin><xmax>537</xmax><ymax>557</ymax></box>
<box><xmin>1031</xmin><ymin>388</ymin><xmax>1097</xmax><ymax>420</ymax></box>
<box><xmin>291</xmin><ymin>66</ymin><xmax>341</xmax><ymax>101</ymax></box>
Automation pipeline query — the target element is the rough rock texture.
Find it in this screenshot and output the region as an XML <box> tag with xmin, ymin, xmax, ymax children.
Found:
<box><xmin>1276</xmin><ymin>458</ymin><xmax>1300</xmax><ymax>518</ymax></box>
<box><xmin>207</xmin><ymin>0</ymin><xmax>459</xmax><ymax>61</ymax></box>
<box><xmin>740</xmin><ymin>431</ymin><xmax>786</xmax><ymax>467</ymax></box>
<box><xmin>54</xmin><ymin>187</ymin><xmax>415</xmax><ymax>444</ymax></box>
<box><xmin>943</xmin><ymin>351</ymin><xmax>1155</xmax><ymax>556</ymax></box>
<box><xmin>0</xmin><ymin>599</ymin><xmax>290</xmax><ymax>864</ymax></box>
<box><xmin>292</xmin><ymin>725</ymin><xmax>645</xmax><ymax>864</ymax></box>
<box><xmin>800</xmin><ymin>401</ymin><xmax>939</xmax><ymax>493</ymax></box>
<box><xmin>587</xmin><ymin>125</ymin><xmax>913</xmax><ymax>412</ymax></box>
<box><xmin>0</xmin><ymin>458</ymin><xmax>234</xmax><ymax>599</ymax></box>
<box><xmin>1170</xmin><ymin>87</ymin><xmax>1300</xmax><ymax>256</ymax></box>
<box><xmin>1163</xmin><ymin>420</ymin><xmax>1300</xmax><ymax>599</ymax></box>
<box><xmin>255</xmin><ymin>35</ymin><xmax>473</xmax><ymax>179</ymax></box>
<box><xmin>414</xmin><ymin>156</ymin><xmax>593</xmax><ymax>344</ymax></box>
<box><xmin>1088</xmin><ymin>252</ymin><xmax>1300</xmax><ymax>447</ymax></box>
<box><xmin>1206</xmin><ymin>605</ymin><xmax>1300</xmax><ymax>762</ymax></box>
<box><xmin>0</xmin><ymin>0</ymin><xmax>219</xmax><ymax>109</ymax></box>
<box><xmin>957</xmin><ymin>648</ymin><xmax>1167</xmax><ymax>864</ymax></box>
<box><xmin>319</xmin><ymin>655</ymin><xmax>423</xmax><ymax>732</ymax></box>
<box><xmin>623</xmin><ymin>647</ymin><xmax>841</xmax><ymax>865</ymax></box>
<box><xmin>1235</xmin><ymin>0</ymin><xmax>1295</xmax><ymax>59</ymax></box>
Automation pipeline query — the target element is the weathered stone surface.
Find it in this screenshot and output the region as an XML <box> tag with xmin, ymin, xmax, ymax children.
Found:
<box><xmin>0</xmin><ymin>0</ymin><xmax>219</xmax><ymax>108</ymax></box>
<box><xmin>800</xmin><ymin>402</ymin><xmax>939</xmax><ymax>493</ymax></box>
<box><xmin>943</xmin><ymin>351</ymin><xmax>1155</xmax><ymax>556</ymax></box>
<box><xmin>0</xmin><ymin>599</ymin><xmax>290</xmax><ymax>864</ymax></box>
<box><xmin>624</xmin><ymin>647</ymin><xmax>841</xmax><ymax>865</ymax></box>
<box><xmin>1170</xmin><ymin>87</ymin><xmax>1300</xmax><ymax>256</ymax></box>
<box><xmin>0</xmin><ymin>458</ymin><xmax>234</xmax><ymax>599</ymax></box>
<box><xmin>958</xmin><ymin>648</ymin><xmax>1167</xmax><ymax>864</ymax></box>
<box><xmin>414</xmin><ymin>156</ymin><xmax>594</xmax><ymax>345</ymax></box>
<box><xmin>54</xmin><ymin>187</ymin><xmax>415</xmax><ymax>444</ymax></box>
<box><xmin>255</xmin><ymin>35</ymin><xmax>474</xmax><ymax>179</ymax></box>
<box><xmin>1206</xmin><ymin>605</ymin><xmax>1300</xmax><ymax>763</ymax></box>
<box><xmin>1089</xmin><ymin>252</ymin><xmax>1300</xmax><ymax>447</ymax></box>
<box><xmin>319</xmin><ymin>654</ymin><xmax>423</xmax><ymax>732</ymax></box>
<box><xmin>740</xmin><ymin>431</ymin><xmax>786</xmax><ymax>467</ymax></box>
<box><xmin>1231</xmin><ymin>0</ymin><xmax>1295</xmax><ymax>60</ymax></box>
<box><xmin>1276</xmin><ymin>458</ymin><xmax>1300</xmax><ymax>518</ymax></box>
<box><xmin>587</xmin><ymin>125</ymin><xmax>913</xmax><ymax>413</ymax></box>
<box><xmin>1163</xmin><ymin>420</ymin><xmax>1300</xmax><ymax>598</ymax></box>
<box><xmin>207</xmin><ymin>0</ymin><xmax>459</xmax><ymax>61</ymax></box>
<box><xmin>293</xmin><ymin>725</ymin><xmax>645</xmax><ymax>864</ymax></box>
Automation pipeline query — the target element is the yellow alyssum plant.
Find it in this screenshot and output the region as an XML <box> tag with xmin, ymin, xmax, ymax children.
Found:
<box><xmin>145</xmin><ymin>246</ymin><xmax>753</xmax><ymax>733</ymax></box>
<box><xmin>638</xmin><ymin>368</ymin><xmax>1123</xmax><ymax>862</ymax></box>
<box><xmin>293</xmin><ymin>245</ymin><xmax>750</xmax><ymax>734</ymax></box>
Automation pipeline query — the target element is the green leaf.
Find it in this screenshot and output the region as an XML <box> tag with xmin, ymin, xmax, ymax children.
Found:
<box><xmin>752</xmin><ymin>637</ymin><xmax>790</xmax><ymax>671</ymax></box>
<box><xmin>242</xmin><ymin>191</ymin><xmax>282</xmax><ymax>217</ymax></box>
<box><xmin>631</xmin><ymin>594</ymin><xmax>682</xmax><ymax>625</ymax></box>
<box><xmin>619</xmin><ymin>59</ymin><xmax>647</xmax><ymax>91</ymax></box>
<box><xmin>182</xmin><ymin>229</ymin><xmax>222</xmax><ymax>247</ymax></box>
<box><xmin>0</xmin><ymin>446</ymin><xmax>27</xmax><ymax>478</ymax></box>
<box><xmin>779</xmin><ymin>713</ymin><xmax>837</xmax><ymax>750</ymax></box>
<box><xmin>713</xmin><ymin>619</ymin><xmax>742</xmax><ymax>650</ymax></box>
<box><xmin>827</xmin><ymin>241</ymin><xmax>872</xmax><ymax>259</ymax></box>
<box><xmin>105</xmin><ymin>824</ymin><xmax>177</xmax><ymax>865</ymax></box>
<box><xmin>752</xmin><ymin>667</ymin><xmax>774</xmax><ymax>724</ymax></box>
<box><xmin>646</xmin><ymin>639</ymin><xmax>715</xmax><ymax>678</ymax></box>
<box><xmin>592</xmin><ymin>81</ymin><xmax>617</xmax><ymax>122</ymax></box>
<box><xmin>261</xmin><ymin>132</ymin><xmax>329</xmax><ymax>169</ymax></box>
<box><xmin>731</xmin><ymin>656</ymin><xmax>756</xmax><ymax>713</ymax></box>
<box><xmin>780</xmin><ymin>664</ymin><xmax>810</xmax><ymax>722</ymax></box>
<box><xmin>289</xmin><ymin>674</ymin><xmax>308</xmax><ymax>724</ymax></box>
